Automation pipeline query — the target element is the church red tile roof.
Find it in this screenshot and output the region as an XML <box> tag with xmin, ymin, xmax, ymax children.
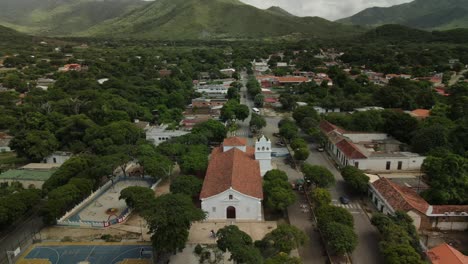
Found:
<box><xmin>427</xmin><ymin>243</ymin><xmax>468</xmax><ymax>264</ymax></box>
<box><xmin>372</xmin><ymin>177</ymin><xmax>429</xmax><ymax>215</ymax></box>
<box><xmin>200</xmin><ymin>144</ymin><xmax>262</xmax><ymax>199</ymax></box>
<box><xmin>223</xmin><ymin>137</ymin><xmax>247</xmax><ymax>146</ymax></box>
<box><xmin>319</xmin><ymin>120</ymin><xmax>346</xmax><ymax>134</ymax></box>
<box><xmin>336</xmin><ymin>139</ymin><xmax>367</xmax><ymax>159</ymax></box>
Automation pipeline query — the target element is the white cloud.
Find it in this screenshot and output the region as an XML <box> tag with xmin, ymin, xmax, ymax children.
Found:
<box><xmin>239</xmin><ymin>0</ymin><xmax>413</xmax><ymax>20</ymax></box>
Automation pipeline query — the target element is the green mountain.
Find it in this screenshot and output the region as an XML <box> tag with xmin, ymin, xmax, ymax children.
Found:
<box><xmin>338</xmin><ymin>0</ymin><xmax>468</xmax><ymax>30</ymax></box>
<box><xmin>265</xmin><ymin>6</ymin><xmax>295</xmax><ymax>17</ymax></box>
<box><xmin>0</xmin><ymin>0</ymin><xmax>147</xmax><ymax>36</ymax></box>
<box><xmin>81</xmin><ymin>0</ymin><xmax>362</xmax><ymax>39</ymax></box>
<box><xmin>359</xmin><ymin>24</ymin><xmax>468</xmax><ymax>44</ymax></box>
<box><xmin>0</xmin><ymin>25</ymin><xmax>34</xmax><ymax>46</ymax></box>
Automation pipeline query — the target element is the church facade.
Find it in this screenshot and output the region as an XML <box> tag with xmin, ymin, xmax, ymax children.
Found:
<box><xmin>199</xmin><ymin>136</ymin><xmax>272</xmax><ymax>221</ymax></box>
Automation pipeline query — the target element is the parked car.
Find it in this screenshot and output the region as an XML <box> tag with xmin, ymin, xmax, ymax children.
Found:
<box><xmin>339</xmin><ymin>196</ymin><xmax>350</xmax><ymax>204</ymax></box>
<box><xmin>276</xmin><ymin>141</ymin><xmax>285</xmax><ymax>147</ymax></box>
<box><xmin>273</xmin><ymin>132</ymin><xmax>281</xmax><ymax>137</ymax></box>
<box><xmin>317</xmin><ymin>146</ymin><xmax>324</xmax><ymax>152</ymax></box>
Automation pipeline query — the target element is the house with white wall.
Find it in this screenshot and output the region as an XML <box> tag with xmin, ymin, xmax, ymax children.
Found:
<box><xmin>43</xmin><ymin>151</ymin><xmax>72</xmax><ymax>164</ymax></box>
<box><xmin>320</xmin><ymin>120</ymin><xmax>425</xmax><ymax>172</ymax></box>
<box><xmin>145</xmin><ymin>124</ymin><xmax>189</xmax><ymax>146</ymax></box>
<box><xmin>200</xmin><ymin>136</ymin><xmax>271</xmax><ymax>221</ymax></box>
<box><xmin>369</xmin><ymin>178</ymin><xmax>468</xmax><ymax>231</ymax></box>
<box><xmin>0</xmin><ymin>133</ymin><xmax>12</xmax><ymax>152</ymax></box>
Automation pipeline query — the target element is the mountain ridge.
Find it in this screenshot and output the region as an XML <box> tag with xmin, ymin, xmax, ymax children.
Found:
<box><xmin>338</xmin><ymin>0</ymin><xmax>468</xmax><ymax>30</ymax></box>
<box><xmin>80</xmin><ymin>0</ymin><xmax>362</xmax><ymax>39</ymax></box>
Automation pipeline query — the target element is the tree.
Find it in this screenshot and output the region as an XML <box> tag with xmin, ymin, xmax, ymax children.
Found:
<box><xmin>411</xmin><ymin>124</ymin><xmax>450</xmax><ymax>154</ymax></box>
<box><xmin>10</xmin><ymin>130</ymin><xmax>59</xmax><ymax>161</ymax></box>
<box><xmin>294</xmin><ymin>147</ymin><xmax>309</xmax><ymax>161</ymax></box>
<box><xmin>119</xmin><ymin>186</ymin><xmax>155</xmax><ymax>211</ymax></box>
<box><xmin>145</xmin><ymin>194</ymin><xmax>205</xmax><ymax>256</ymax></box>
<box><xmin>192</xmin><ymin>120</ymin><xmax>227</xmax><ymax>143</ymax></box>
<box><xmin>310</xmin><ymin>188</ymin><xmax>331</xmax><ymax>207</ymax></box>
<box><xmin>263</xmin><ymin>170</ymin><xmax>296</xmax><ymax>212</ymax></box>
<box><xmin>247</xmin><ymin>77</ymin><xmax>261</xmax><ymax>97</ymax></box>
<box><xmin>216</xmin><ymin>225</ymin><xmax>263</xmax><ymax>264</ymax></box>
<box><xmin>258</xmin><ymin>224</ymin><xmax>307</xmax><ymax>257</ymax></box>
<box><xmin>381</xmin><ymin>110</ymin><xmax>418</xmax><ymax>144</ymax></box>
<box><xmin>249</xmin><ymin>113</ymin><xmax>266</xmax><ymax>131</ymax></box>
<box><xmin>341</xmin><ymin>166</ymin><xmax>370</xmax><ymax>195</ymax></box>
<box><xmin>290</xmin><ymin>138</ymin><xmax>307</xmax><ymax>150</ymax></box>
<box><xmin>279</xmin><ymin>120</ymin><xmax>298</xmax><ymax>141</ymax></box>
<box><xmin>265</xmin><ymin>253</ymin><xmax>302</xmax><ymax>264</ymax></box>
<box><xmin>421</xmin><ymin>154</ymin><xmax>468</xmax><ymax>205</ymax></box>
<box><xmin>254</xmin><ymin>94</ymin><xmax>265</xmax><ymax>108</ymax></box>
<box><xmin>227</xmin><ymin>87</ymin><xmax>240</xmax><ymax>101</ymax></box>
<box><xmin>322</xmin><ymin>222</ymin><xmax>358</xmax><ymax>256</ymax></box>
<box><xmin>180</xmin><ymin>147</ymin><xmax>209</xmax><ymax>175</ymax></box>
<box><xmin>301</xmin><ymin>164</ymin><xmax>335</xmax><ymax>188</ymax></box>
<box><xmin>293</xmin><ymin>106</ymin><xmax>319</xmax><ymax>127</ymax></box>
<box><xmin>170</xmin><ymin>175</ymin><xmax>203</xmax><ymax>197</ymax></box>
<box><xmin>316</xmin><ymin>205</ymin><xmax>354</xmax><ymax>228</ymax></box>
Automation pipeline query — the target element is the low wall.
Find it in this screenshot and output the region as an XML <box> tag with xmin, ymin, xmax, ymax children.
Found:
<box><xmin>56</xmin><ymin>176</ymin><xmax>160</xmax><ymax>228</ymax></box>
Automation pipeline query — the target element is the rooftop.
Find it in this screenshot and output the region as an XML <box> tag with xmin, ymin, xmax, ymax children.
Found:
<box><xmin>223</xmin><ymin>137</ymin><xmax>247</xmax><ymax>146</ymax></box>
<box><xmin>427</xmin><ymin>243</ymin><xmax>468</xmax><ymax>264</ymax></box>
<box><xmin>0</xmin><ymin>169</ymin><xmax>56</xmax><ymax>181</ymax></box>
<box><xmin>200</xmin><ymin>145</ymin><xmax>262</xmax><ymax>199</ymax></box>
<box><xmin>21</xmin><ymin>163</ymin><xmax>61</xmax><ymax>170</ymax></box>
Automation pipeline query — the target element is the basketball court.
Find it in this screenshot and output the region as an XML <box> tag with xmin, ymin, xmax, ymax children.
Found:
<box><xmin>17</xmin><ymin>243</ymin><xmax>153</xmax><ymax>264</ymax></box>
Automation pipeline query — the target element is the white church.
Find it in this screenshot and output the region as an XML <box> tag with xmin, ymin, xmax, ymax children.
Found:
<box><xmin>199</xmin><ymin>136</ymin><xmax>272</xmax><ymax>221</ymax></box>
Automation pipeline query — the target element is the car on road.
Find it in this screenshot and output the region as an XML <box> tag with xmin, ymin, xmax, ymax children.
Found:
<box><xmin>317</xmin><ymin>146</ymin><xmax>324</xmax><ymax>152</ymax></box>
<box><xmin>339</xmin><ymin>196</ymin><xmax>350</xmax><ymax>204</ymax></box>
<box><xmin>273</xmin><ymin>132</ymin><xmax>280</xmax><ymax>137</ymax></box>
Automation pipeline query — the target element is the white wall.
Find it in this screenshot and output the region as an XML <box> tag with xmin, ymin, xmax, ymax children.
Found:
<box><xmin>353</xmin><ymin>156</ymin><xmax>425</xmax><ymax>172</ymax></box>
<box><xmin>223</xmin><ymin>146</ymin><xmax>246</xmax><ymax>152</ymax></box>
<box><xmin>433</xmin><ymin>221</ymin><xmax>468</xmax><ymax>231</ymax></box>
<box><xmin>201</xmin><ymin>189</ymin><xmax>262</xmax><ymax>221</ymax></box>
<box><xmin>146</xmin><ymin>131</ymin><xmax>189</xmax><ymax>146</ymax></box>
<box><xmin>45</xmin><ymin>154</ymin><xmax>71</xmax><ymax>164</ymax></box>
<box><xmin>0</xmin><ymin>146</ymin><xmax>11</xmax><ymax>152</ymax></box>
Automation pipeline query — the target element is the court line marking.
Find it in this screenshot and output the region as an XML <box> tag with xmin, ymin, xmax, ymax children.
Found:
<box><xmin>36</xmin><ymin>247</ymin><xmax>60</xmax><ymax>264</ymax></box>
<box><xmin>85</xmin><ymin>246</ymin><xmax>96</xmax><ymax>261</ymax></box>
<box><xmin>110</xmin><ymin>247</ymin><xmax>146</xmax><ymax>264</ymax></box>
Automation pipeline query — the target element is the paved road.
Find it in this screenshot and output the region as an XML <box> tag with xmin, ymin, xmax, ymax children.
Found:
<box><xmin>306</xmin><ymin>148</ymin><xmax>384</xmax><ymax>264</ymax></box>
<box><xmin>449</xmin><ymin>69</ymin><xmax>468</xmax><ymax>86</ymax></box>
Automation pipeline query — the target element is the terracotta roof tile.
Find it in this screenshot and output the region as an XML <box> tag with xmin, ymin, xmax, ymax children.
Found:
<box><xmin>427</xmin><ymin>243</ymin><xmax>468</xmax><ymax>264</ymax></box>
<box><xmin>336</xmin><ymin>139</ymin><xmax>367</xmax><ymax>159</ymax></box>
<box><xmin>411</xmin><ymin>109</ymin><xmax>430</xmax><ymax>118</ymax></box>
<box><xmin>276</xmin><ymin>76</ymin><xmax>309</xmax><ymax>83</ymax></box>
<box><xmin>432</xmin><ymin>205</ymin><xmax>468</xmax><ymax>215</ymax></box>
<box><xmin>200</xmin><ymin>145</ymin><xmax>262</xmax><ymax>199</ymax></box>
<box><xmin>223</xmin><ymin>137</ymin><xmax>247</xmax><ymax>146</ymax></box>
<box><xmin>372</xmin><ymin>178</ymin><xmax>429</xmax><ymax>214</ymax></box>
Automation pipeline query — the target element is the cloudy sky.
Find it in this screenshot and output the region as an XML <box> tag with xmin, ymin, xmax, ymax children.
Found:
<box><xmin>239</xmin><ymin>0</ymin><xmax>413</xmax><ymax>20</ymax></box>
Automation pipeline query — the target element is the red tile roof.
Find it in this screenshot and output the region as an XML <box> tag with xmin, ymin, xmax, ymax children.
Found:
<box><xmin>372</xmin><ymin>178</ymin><xmax>429</xmax><ymax>215</ymax></box>
<box><xmin>432</xmin><ymin>205</ymin><xmax>468</xmax><ymax>215</ymax></box>
<box><xmin>336</xmin><ymin>139</ymin><xmax>367</xmax><ymax>159</ymax></box>
<box><xmin>411</xmin><ymin>109</ymin><xmax>430</xmax><ymax>118</ymax></box>
<box><xmin>200</xmin><ymin>146</ymin><xmax>262</xmax><ymax>199</ymax></box>
<box><xmin>427</xmin><ymin>243</ymin><xmax>468</xmax><ymax>264</ymax></box>
<box><xmin>276</xmin><ymin>76</ymin><xmax>309</xmax><ymax>83</ymax></box>
<box><xmin>223</xmin><ymin>137</ymin><xmax>247</xmax><ymax>146</ymax></box>
<box><xmin>319</xmin><ymin>120</ymin><xmax>340</xmax><ymax>134</ymax></box>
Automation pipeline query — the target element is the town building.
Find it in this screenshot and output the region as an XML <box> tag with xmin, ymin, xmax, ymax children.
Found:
<box><xmin>0</xmin><ymin>132</ymin><xmax>13</xmax><ymax>152</ymax></box>
<box><xmin>145</xmin><ymin>124</ymin><xmax>189</xmax><ymax>146</ymax></box>
<box><xmin>191</xmin><ymin>98</ymin><xmax>228</xmax><ymax>108</ymax></box>
<box><xmin>43</xmin><ymin>151</ymin><xmax>72</xmax><ymax>164</ymax></box>
<box><xmin>195</xmin><ymin>85</ymin><xmax>228</xmax><ymax>95</ymax></box>
<box><xmin>200</xmin><ymin>136</ymin><xmax>272</xmax><ymax>221</ymax></box>
<box><xmin>320</xmin><ymin>120</ymin><xmax>425</xmax><ymax>172</ymax></box>
<box><xmin>369</xmin><ymin>178</ymin><xmax>468</xmax><ymax>231</ymax></box>
<box><xmin>427</xmin><ymin>243</ymin><xmax>468</xmax><ymax>264</ymax></box>
<box><xmin>410</xmin><ymin>109</ymin><xmax>431</xmax><ymax>120</ymax></box>
<box><xmin>35</xmin><ymin>78</ymin><xmax>55</xmax><ymax>90</ymax></box>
